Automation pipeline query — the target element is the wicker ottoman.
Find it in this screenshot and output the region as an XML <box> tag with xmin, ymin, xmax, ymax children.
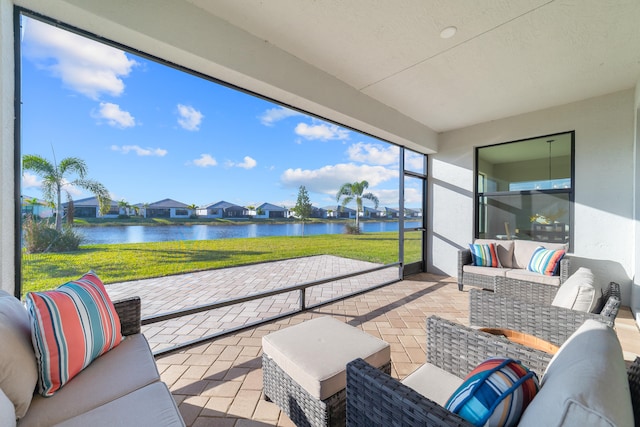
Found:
<box><xmin>262</xmin><ymin>316</ymin><xmax>391</xmax><ymax>427</ymax></box>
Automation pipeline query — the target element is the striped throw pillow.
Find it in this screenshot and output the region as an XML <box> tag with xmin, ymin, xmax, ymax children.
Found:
<box><xmin>26</xmin><ymin>271</ymin><xmax>122</xmax><ymax>396</ymax></box>
<box><xmin>446</xmin><ymin>357</ymin><xmax>539</xmax><ymax>426</ymax></box>
<box><xmin>527</xmin><ymin>246</ymin><xmax>565</xmax><ymax>276</ymax></box>
<box><xmin>469</xmin><ymin>243</ymin><xmax>500</xmax><ymax>267</ymax></box>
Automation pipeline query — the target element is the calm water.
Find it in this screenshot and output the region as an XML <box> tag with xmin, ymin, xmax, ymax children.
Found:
<box><xmin>77</xmin><ymin>221</ymin><xmax>422</xmax><ymax>245</ymax></box>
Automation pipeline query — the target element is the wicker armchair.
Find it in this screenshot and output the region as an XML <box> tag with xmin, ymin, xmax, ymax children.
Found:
<box><xmin>347</xmin><ymin>352</ymin><xmax>640</xmax><ymax>427</ymax></box>
<box><xmin>346</xmin><ymin>316</ymin><xmax>553</xmax><ymax>427</ymax></box>
<box><xmin>469</xmin><ymin>281</ymin><xmax>621</xmax><ymax>346</ymax></box>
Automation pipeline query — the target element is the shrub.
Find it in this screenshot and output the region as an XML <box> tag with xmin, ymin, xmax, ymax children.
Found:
<box><xmin>345</xmin><ymin>223</ymin><xmax>361</xmax><ymax>234</ymax></box>
<box><xmin>23</xmin><ymin>215</ymin><xmax>84</xmax><ymax>253</ymax></box>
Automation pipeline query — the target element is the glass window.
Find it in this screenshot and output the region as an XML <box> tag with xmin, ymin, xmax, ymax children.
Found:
<box><xmin>476</xmin><ymin>132</ymin><xmax>573</xmax><ymax>247</ymax></box>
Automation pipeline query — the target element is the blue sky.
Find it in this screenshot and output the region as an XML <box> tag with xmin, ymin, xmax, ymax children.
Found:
<box><xmin>20</xmin><ymin>16</ymin><xmax>423</xmax><ymax>210</ymax></box>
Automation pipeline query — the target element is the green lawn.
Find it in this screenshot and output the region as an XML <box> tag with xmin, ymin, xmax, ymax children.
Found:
<box><xmin>22</xmin><ymin>232</ymin><xmax>418</xmax><ymax>294</ymax></box>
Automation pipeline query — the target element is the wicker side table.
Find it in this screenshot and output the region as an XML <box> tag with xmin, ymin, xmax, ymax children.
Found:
<box><xmin>262</xmin><ymin>317</ymin><xmax>391</xmax><ymax>427</ymax></box>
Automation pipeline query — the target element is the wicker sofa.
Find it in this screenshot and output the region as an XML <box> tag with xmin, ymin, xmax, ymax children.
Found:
<box><xmin>458</xmin><ymin>239</ymin><xmax>570</xmax><ymax>291</ymax></box>
<box><xmin>346</xmin><ymin>316</ymin><xmax>637</xmax><ymax>427</ymax></box>
<box><xmin>470</xmin><ymin>272</ymin><xmax>621</xmax><ymax>346</ymax></box>
<box><xmin>0</xmin><ymin>291</ymin><xmax>185</xmax><ymax>427</ymax></box>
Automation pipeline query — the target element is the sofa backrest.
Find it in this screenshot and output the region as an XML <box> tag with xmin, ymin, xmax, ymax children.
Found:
<box><xmin>512</xmin><ymin>240</ymin><xmax>568</xmax><ymax>269</ymax></box>
<box><xmin>518</xmin><ymin>319</ymin><xmax>633</xmax><ymax>426</ymax></box>
<box><xmin>0</xmin><ymin>290</ymin><xmax>38</xmax><ymax>419</ymax></box>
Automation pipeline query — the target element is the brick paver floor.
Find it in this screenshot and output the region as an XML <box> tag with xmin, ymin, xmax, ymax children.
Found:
<box><xmin>106</xmin><ymin>257</ymin><xmax>640</xmax><ymax>426</ymax></box>
<box><xmin>105</xmin><ymin>255</ymin><xmax>398</xmax><ymax>352</ymax></box>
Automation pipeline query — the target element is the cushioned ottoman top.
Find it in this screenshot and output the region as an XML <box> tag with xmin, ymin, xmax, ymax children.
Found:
<box><xmin>262</xmin><ymin>316</ymin><xmax>390</xmax><ymax>400</ymax></box>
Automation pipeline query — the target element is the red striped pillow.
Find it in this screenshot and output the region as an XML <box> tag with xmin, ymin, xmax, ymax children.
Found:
<box><xmin>25</xmin><ymin>271</ymin><xmax>122</xmax><ymax>396</ymax></box>
<box><xmin>469</xmin><ymin>243</ymin><xmax>500</xmax><ymax>267</ymax></box>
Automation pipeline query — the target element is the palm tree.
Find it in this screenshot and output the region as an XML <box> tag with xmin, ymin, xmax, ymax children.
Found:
<box><xmin>23</xmin><ymin>154</ymin><xmax>110</xmax><ymax>231</ymax></box>
<box><xmin>336</xmin><ymin>180</ymin><xmax>379</xmax><ymax>232</ymax></box>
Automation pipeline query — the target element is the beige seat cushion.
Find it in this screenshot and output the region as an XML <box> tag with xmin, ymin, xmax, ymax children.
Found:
<box><xmin>505</xmin><ymin>269</ymin><xmax>562</xmax><ymax>286</ymax></box>
<box><xmin>262</xmin><ymin>316</ymin><xmax>390</xmax><ymax>400</ymax></box>
<box><xmin>462</xmin><ymin>265</ymin><xmax>510</xmax><ymax>278</ymax></box>
<box><xmin>551</xmin><ymin>267</ymin><xmax>596</xmax><ymax>312</ymax></box>
<box><xmin>19</xmin><ymin>334</ymin><xmax>161</xmax><ymax>427</ymax></box>
<box><xmin>519</xmin><ymin>320</ymin><xmax>633</xmax><ymax>426</ymax></box>
<box><xmin>54</xmin><ymin>382</ymin><xmax>184</xmax><ymax>427</ymax></box>
<box><xmin>0</xmin><ymin>388</ymin><xmax>16</xmax><ymax>427</ymax></box>
<box><xmin>0</xmin><ymin>291</ymin><xmax>38</xmax><ymax>419</ymax></box>
<box><xmin>474</xmin><ymin>239</ymin><xmax>514</xmax><ymax>268</ymax></box>
<box><xmin>401</xmin><ymin>363</ymin><xmax>463</xmax><ymax>407</ymax></box>
<box><xmin>512</xmin><ymin>240</ymin><xmax>568</xmax><ymax>269</ymax></box>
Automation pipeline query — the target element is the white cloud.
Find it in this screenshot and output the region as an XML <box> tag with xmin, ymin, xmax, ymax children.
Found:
<box><xmin>373</xmin><ymin>187</ymin><xmax>422</xmax><ymax>206</ymax></box>
<box><xmin>22</xmin><ymin>18</ymin><xmax>137</xmax><ymax>100</ymax></box>
<box><xmin>405</xmin><ymin>151</ymin><xmax>425</xmax><ymax>171</ymax></box>
<box><xmin>259</xmin><ymin>107</ymin><xmax>303</xmax><ymax>126</ymax></box>
<box><xmin>295</xmin><ymin>123</ymin><xmax>350</xmax><ymax>141</ymax></box>
<box><xmin>281</xmin><ymin>163</ymin><xmax>397</xmax><ymax>195</ymax></box>
<box><xmin>193</xmin><ymin>154</ymin><xmax>218</xmax><ymax>167</ymax></box>
<box><xmin>111</xmin><ymin>145</ymin><xmax>167</xmax><ymax>156</ymax></box>
<box><xmin>347</xmin><ymin>142</ymin><xmax>399</xmax><ymax>165</ymax></box>
<box><xmin>21</xmin><ymin>172</ymin><xmax>41</xmax><ymax>189</ymax></box>
<box><xmin>94</xmin><ymin>102</ymin><xmax>135</xmax><ymax>128</ymax></box>
<box><xmin>177</xmin><ymin>104</ymin><xmax>203</xmax><ymax>131</ymax></box>
<box><xmin>227</xmin><ymin>156</ymin><xmax>257</xmax><ymax>169</ymax></box>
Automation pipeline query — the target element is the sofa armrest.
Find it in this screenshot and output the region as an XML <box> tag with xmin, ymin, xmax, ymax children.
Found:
<box><xmin>457</xmin><ymin>249</ymin><xmax>472</xmax><ymax>288</ymax></box>
<box><xmin>469</xmin><ymin>289</ymin><xmax>614</xmax><ymax>346</ymax></box>
<box><xmin>113</xmin><ymin>296</ymin><xmax>141</xmax><ymax>336</ymax></box>
<box><xmin>559</xmin><ymin>256</ymin><xmax>570</xmax><ymax>283</ymax></box>
<box><xmin>494</xmin><ymin>276</ymin><xmax>559</xmax><ymax>305</ymax></box>
<box><xmin>426</xmin><ymin>316</ymin><xmax>551</xmax><ymax>377</ymax></box>
<box><xmin>346</xmin><ymin>358</ymin><xmax>474</xmax><ymax>427</ymax></box>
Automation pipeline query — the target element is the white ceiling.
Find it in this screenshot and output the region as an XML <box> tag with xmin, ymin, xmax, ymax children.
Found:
<box><xmin>186</xmin><ymin>0</ymin><xmax>640</xmax><ymax>133</ymax></box>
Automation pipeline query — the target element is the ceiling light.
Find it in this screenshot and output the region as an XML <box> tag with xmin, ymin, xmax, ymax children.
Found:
<box><xmin>440</xmin><ymin>26</ymin><xmax>457</xmax><ymax>39</ymax></box>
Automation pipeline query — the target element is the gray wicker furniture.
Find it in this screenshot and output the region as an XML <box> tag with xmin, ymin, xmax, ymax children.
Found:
<box><xmin>347</xmin><ymin>316</ymin><xmax>637</xmax><ymax>427</ymax></box>
<box><xmin>458</xmin><ymin>239</ymin><xmax>570</xmax><ymax>291</ymax></box>
<box><xmin>469</xmin><ymin>280</ymin><xmax>621</xmax><ymax>346</ymax></box>
<box><xmin>262</xmin><ymin>316</ymin><xmax>391</xmax><ymax>427</ymax></box>
<box><xmin>346</xmin><ymin>315</ymin><xmax>552</xmax><ymax>427</ymax></box>
<box><xmin>0</xmin><ymin>292</ymin><xmax>185</xmax><ymax>427</ymax></box>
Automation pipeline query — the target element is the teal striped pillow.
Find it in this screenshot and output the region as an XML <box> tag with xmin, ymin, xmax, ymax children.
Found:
<box><xmin>446</xmin><ymin>357</ymin><xmax>539</xmax><ymax>426</ymax></box>
<box><xmin>527</xmin><ymin>246</ymin><xmax>565</xmax><ymax>276</ymax></box>
<box><xmin>469</xmin><ymin>243</ymin><xmax>500</xmax><ymax>267</ymax></box>
<box><xmin>25</xmin><ymin>271</ymin><xmax>122</xmax><ymax>396</ymax></box>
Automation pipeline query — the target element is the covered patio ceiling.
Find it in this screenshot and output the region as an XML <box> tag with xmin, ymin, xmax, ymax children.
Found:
<box><xmin>15</xmin><ymin>0</ymin><xmax>640</xmax><ymax>153</ymax></box>
<box><xmin>188</xmin><ymin>0</ymin><xmax>640</xmax><ymax>133</ymax></box>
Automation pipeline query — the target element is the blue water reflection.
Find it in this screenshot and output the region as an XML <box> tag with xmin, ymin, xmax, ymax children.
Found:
<box><xmin>78</xmin><ymin>221</ymin><xmax>421</xmax><ymax>244</ymax></box>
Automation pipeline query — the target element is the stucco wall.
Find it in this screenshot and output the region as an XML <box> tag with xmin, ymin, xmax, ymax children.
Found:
<box><xmin>0</xmin><ymin>0</ymin><xmax>15</xmax><ymax>296</ymax></box>
<box><xmin>431</xmin><ymin>89</ymin><xmax>636</xmax><ymax>306</ymax></box>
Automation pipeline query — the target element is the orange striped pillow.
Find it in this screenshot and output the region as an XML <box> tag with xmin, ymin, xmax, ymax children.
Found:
<box><xmin>25</xmin><ymin>271</ymin><xmax>122</xmax><ymax>396</ymax></box>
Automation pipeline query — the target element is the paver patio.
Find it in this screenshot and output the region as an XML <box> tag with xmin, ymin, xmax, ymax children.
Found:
<box><xmin>106</xmin><ymin>256</ymin><xmax>640</xmax><ymax>426</ymax></box>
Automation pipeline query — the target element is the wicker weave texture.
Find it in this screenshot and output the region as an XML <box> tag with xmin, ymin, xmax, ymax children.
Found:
<box><xmin>264</xmin><ymin>353</ymin><xmax>391</xmax><ymax>427</ymax></box>
<box><xmin>627</xmin><ymin>357</ymin><xmax>640</xmax><ymax>425</ymax></box>
<box><xmin>426</xmin><ymin>316</ymin><xmax>551</xmax><ymax>377</ymax></box>
<box><xmin>494</xmin><ymin>277</ymin><xmax>559</xmax><ymax>305</ymax></box>
<box><xmin>113</xmin><ymin>296</ymin><xmax>141</xmax><ymax>336</ymax></box>
<box><xmin>346</xmin><ymin>358</ymin><xmax>473</xmax><ymax>427</ymax></box>
<box><xmin>469</xmin><ymin>289</ymin><xmax>615</xmax><ymax>346</ymax></box>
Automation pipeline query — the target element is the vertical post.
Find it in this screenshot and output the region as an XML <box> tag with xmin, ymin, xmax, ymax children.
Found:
<box><xmin>300</xmin><ymin>288</ymin><xmax>306</xmax><ymax>311</ymax></box>
<box><xmin>399</xmin><ymin>147</ymin><xmax>405</xmax><ymax>279</ymax></box>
